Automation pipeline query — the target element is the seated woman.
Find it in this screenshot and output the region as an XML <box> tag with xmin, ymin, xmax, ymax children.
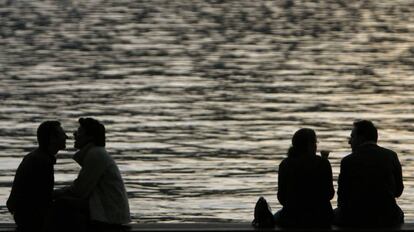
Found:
<box><xmin>253</xmin><ymin>128</ymin><xmax>335</xmax><ymax>228</ymax></box>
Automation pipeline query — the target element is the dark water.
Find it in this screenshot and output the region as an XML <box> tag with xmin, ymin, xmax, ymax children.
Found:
<box><xmin>1</xmin><ymin>0</ymin><xmax>414</xmax><ymax>223</ymax></box>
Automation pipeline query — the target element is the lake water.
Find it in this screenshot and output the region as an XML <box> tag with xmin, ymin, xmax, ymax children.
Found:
<box><xmin>1</xmin><ymin>0</ymin><xmax>414</xmax><ymax>223</ymax></box>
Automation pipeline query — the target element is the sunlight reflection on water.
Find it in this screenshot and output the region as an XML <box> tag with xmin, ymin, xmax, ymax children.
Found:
<box><xmin>1</xmin><ymin>0</ymin><xmax>414</xmax><ymax>223</ymax></box>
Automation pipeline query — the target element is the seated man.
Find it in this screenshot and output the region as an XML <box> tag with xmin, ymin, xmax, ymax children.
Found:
<box><xmin>335</xmin><ymin>120</ymin><xmax>404</xmax><ymax>227</ymax></box>
<box><xmin>7</xmin><ymin>121</ymin><xmax>67</xmax><ymax>232</ymax></box>
<box><xmin>50</xmin><ymin>118</ymin><xmax>130</xmax><ymax>231</ymax></box>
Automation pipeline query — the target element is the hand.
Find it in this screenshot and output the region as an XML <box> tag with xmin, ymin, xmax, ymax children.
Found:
<box><xmin>320</xmin><ymin>150</ymin><xmax>330</xmax><ymax>159</ymax></box>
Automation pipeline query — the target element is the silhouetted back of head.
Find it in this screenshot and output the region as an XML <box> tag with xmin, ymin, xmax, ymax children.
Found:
<box><xmin>288</xmin><ymin>128</ymin><xmax>317</xmax><ymax>158</ymax></box>
<box><xmin>37</xmin><ymin>121</ymin><xmax>62</xmax><ymax>150</ymax></box>
<box><xmin>79</xmin><ymin>117</ymin><xmax>106</xmax><ymax>147</ymax></box>
<box><xmin>353</xmin><ymin>120</ymin><xmax>378</xmax><ymax>143</ymax></box>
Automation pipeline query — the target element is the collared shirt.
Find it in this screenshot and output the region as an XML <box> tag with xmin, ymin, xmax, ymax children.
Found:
<box><xmin>68</xmin><ymin>143</ymin><xmax>130</xmax><ymax>224</ymax></box>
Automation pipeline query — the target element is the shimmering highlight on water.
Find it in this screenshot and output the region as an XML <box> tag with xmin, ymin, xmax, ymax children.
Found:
<box><xmin>1</xmin><ymin>0</ymin><xmax>414</xmax><ymax>223</ymax></box>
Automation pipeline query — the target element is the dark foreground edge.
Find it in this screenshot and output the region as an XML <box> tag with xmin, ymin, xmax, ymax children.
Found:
<box><xmin>1</xmin><ymin>223</ymin><xmax>414</xmax><ymax>232</ymax></box>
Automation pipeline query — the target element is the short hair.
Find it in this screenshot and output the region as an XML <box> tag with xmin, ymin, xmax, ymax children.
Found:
<box><xmin>353</xmin><ymin>120</ymin><xmax>378</xmax><ymax>143</ymax></box>
<box><xmin>37</xmin><ymin>121</ymin><xmax>62</xmax><ymax>149</ymax></box>
<box><xmin>78</xmin><ymin>117</ymin><xmax>105</xmax><ymax>147</ymax></box>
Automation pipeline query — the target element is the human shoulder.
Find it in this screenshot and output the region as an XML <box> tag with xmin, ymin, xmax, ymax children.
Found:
<box><xmin>84</xmin><ymin>146</ymin><xmax>112</xmax><ymax>166</ymax></box>
<box><xmin>375</xmin><ymin>145</ymin><xmax>400</xmax><ymax>164</ymax></box>
<box><xmin>340</xmin><ymin>153</ymin><xmax>354</xmax><ymax>165</ymax></box>
<box><xmin>88</xmin><ymin>146</ymin><xmax>108</xmax><ymax>155</ymax></box>
<box><xmin>21</xmin><ymin>149</ymin><xmax>45</xmax><ymax>165</ymax></box>
<box><xmin>278</xmin><ymin>157</ymin><xmax>289</xmax><ymax>169</ymax></box>
<box><xmin>376</xmin><ymin>144</ymin><xmax>397</xmax><ymax>155</ymax></box>
<box><xmin>15</xmin><ymin>149</ymin><xmax>50</xmax><ymax>177</ymax></box>
<box><xmin>24</xmin><ymin>149</ymin><xmax>39</xmax><ymax>159</ymax></box>
<box><xmin>15</xmin><ymin>150</ymin><xmax>35</xmax><ymax>171</ymax></box>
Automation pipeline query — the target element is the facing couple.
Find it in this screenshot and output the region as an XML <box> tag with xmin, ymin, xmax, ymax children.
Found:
<box><xmin>7</xmin><ymin>118</ymin><xmax>130</xmax><ymax>232</ymax></box>
<box><xmin>253</xmin><ymin>120</ymin><xmax>404</xmax><ymax>228</ymax></box>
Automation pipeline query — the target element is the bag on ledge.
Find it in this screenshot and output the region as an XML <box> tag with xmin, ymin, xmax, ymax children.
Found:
<box><xmin>252</xmin><ymin>197</ymin><xmax>275</xmax><ymax>228</ymax></box>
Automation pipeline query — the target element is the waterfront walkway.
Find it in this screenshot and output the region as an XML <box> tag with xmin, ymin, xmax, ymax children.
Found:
<box><xmin>1</xmin><ymin>223</ymin><xmax>414</xmax><ymax>232</ymax></box>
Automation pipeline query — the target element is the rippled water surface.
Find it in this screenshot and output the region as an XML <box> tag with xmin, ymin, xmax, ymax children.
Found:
<box><xmin>1</xmin><ymin>0</ymin><xmax>414</xmax><ymax>223</ymax></box>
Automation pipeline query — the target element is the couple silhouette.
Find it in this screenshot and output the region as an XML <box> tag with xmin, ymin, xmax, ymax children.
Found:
<box><xmin>7</xmin><ymin>118</ymin><xmax>130</xmax><ymax>232</ymax></box>
<box><xmin>7</xmin><ymin>118</ymin><xmax>404</xmax><ymax>231</ymax></box>
<box><xmin>253</xmin><ymin>120</ymin><xmax>404</xmax><ymax>228</ymax></box>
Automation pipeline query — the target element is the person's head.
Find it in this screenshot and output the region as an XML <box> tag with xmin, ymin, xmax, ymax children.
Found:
<box><xmin>74</xmin><ymin>117</ymin><xmax>105</xmax><ymax>149</ymax></box>
<box><xmin>37</xmin><ymin>121</ymin><xmax>67</xmax><ymax>154</ymax></box>
<box><xmin>288</xmin><ymin>128</ymin><xmax>317</xmax><ymax>158</ymax></box>
<box><xmin>349</xmin><ymin>120</ymin><xmax>378</xmax><ymax>150</ymax></box>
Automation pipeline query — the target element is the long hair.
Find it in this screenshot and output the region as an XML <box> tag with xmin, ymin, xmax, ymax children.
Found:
<box><xmin>287</xmin><ymin>128</ymin><xmax>317</xmax><ymax>158</ymax></box>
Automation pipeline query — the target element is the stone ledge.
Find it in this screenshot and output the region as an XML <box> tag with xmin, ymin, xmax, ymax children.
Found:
<box><xmin>0</xmin><ymin>223</ymin><xmax>413</xmax><ymax>232</ymax></box>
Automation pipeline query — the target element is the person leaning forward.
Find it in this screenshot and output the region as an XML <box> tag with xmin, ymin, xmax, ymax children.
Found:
<box><xmin>7</xmin><ymin>121</ymin><xmax>68</xmax><ymax>232</ymax></box>
<box><xmin>46</xmin><ymin>118</ymin><xmax>130</xmax><ymax>232</ymax></box>
<box><xmin>252</xmin><ymin>128</ymin><xmax>334</xmax><ymax>228</ymax></box>
<box><xmin>334</xmin><ymin>120</ymin><xmax>404</xmax><ymax>227</ymax></box>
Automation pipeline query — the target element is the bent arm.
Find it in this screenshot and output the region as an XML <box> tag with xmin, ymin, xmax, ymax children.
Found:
<box><xmin>67</xmin><ymin>149</ymin><xmax>109</xmax><ymax>199</ymax></box>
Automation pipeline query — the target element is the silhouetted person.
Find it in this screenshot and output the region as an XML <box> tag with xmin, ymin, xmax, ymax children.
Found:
<box><xmin>7</xmin><ymin>121</ymin><xmax>67</xmax><ymax>232</ymax></box>
<box><xmin>253</xmin><ymin>128</ymin><xmax>334</xmax><ymax>228</ymax></box>
<box><xmin>47</xmin><ymin>118</ymin><xmax>130</xmax><ymax>232</ymax></box>
<box><xmin>334</xmin><ymin>120</ymin><xmax>404</xmax><ymax>227</ymax></box>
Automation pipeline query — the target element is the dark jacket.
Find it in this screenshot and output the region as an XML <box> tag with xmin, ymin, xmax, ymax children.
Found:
<box><xmin>277</xmin><ymin>155</ymin><xmax>335</xmax><ymax>227</ymax></box>
<box><xmin>7</xmin><ymin>149</ymin><xmax>56</xmax><ymax>231</ymax></box>
<box><xmin>337</xmin><ymin>143</ymin><xmax>404</xmax><ymax>226</ymax></box>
